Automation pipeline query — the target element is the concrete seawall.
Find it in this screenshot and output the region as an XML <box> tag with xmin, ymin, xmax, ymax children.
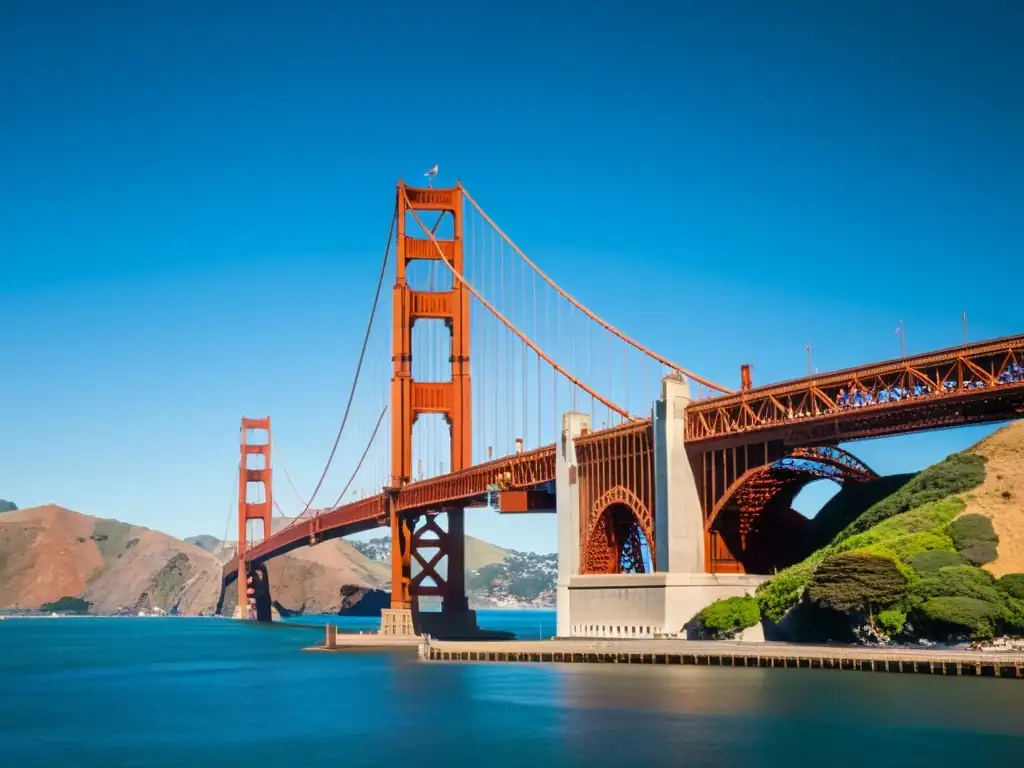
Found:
<box><xmin>418</xmin><ymin>638</ymin><xmax>1024</xmax><ymax>678</ymax></box>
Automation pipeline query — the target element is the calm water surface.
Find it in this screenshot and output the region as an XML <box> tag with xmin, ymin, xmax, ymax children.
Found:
<box><xmin>2</xmin><ymin>611</ymin><xmax>1023</xmax><ymax>767</ymax></box>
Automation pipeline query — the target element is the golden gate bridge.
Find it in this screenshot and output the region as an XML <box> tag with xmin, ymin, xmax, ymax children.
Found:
<box><xmin>222</xmin><ymin>180</ymin><xmax>1024</xmax><ymax>634</ymax></box>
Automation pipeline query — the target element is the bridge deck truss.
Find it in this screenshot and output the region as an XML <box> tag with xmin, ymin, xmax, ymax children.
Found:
<box><xmin>576</xmin><ymin>420</ymin><xmax>657</xmax><ymax>574</ymax></box>
<box><xmin>685</xmin><ymin>335</ymin><xmax>1024</xmax><ymax>445</ymax></box>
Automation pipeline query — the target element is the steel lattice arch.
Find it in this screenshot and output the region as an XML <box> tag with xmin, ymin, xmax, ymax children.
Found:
<box><xmin>704</xmin><ymin>446</ymin><xmax>879</xmax><ymax>574</ymax></box>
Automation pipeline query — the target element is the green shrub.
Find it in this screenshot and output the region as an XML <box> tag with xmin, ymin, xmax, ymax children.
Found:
<box><xmin>832</xmin><ymin>498</ymin><xmax>962</xmax><ymax>556</ymax></box>
<box><xmin>833</xmin><ymin>453</ymin><xmax>986</xmax><ymax>544</ymax></box>
<box><xmin>1003</xmin><ymin>596</ymin><xmax>1024</xmax><ymax>632</ymax></box>
<box><xmin>695</xmin><ymin>595</ymin><xmax>760</xmax><ymax>637</ymax></box>
<box><xmin>807</xmin><ymin>552</ymin><xmax>908</xmax><ymax>614</ymax></box>
<box><xmin>40</xmin><ymin>596</ymin><xmax>91</xmax><ymax>614</ymax></box>
<box><xmin>842</xmin><ymin>544</ymin><xmax>919</xmax><ymax>582</ymax></box>
<box><xmin>876</xmin><ymin>608</ymin><xmax>907</xmax><ymax>636</ymax></box>
<box><xmin>909</xmin><ymin>565</ymin><xmax>1002</xmax><ymax>606</ymax></box>
<box><xmin>909</xmin><ymin>550</ymin><xmax>964</xmax><ymax>577</ymax></box>
<box><xmin>949</xmin><ymin>513</ymin><xmax>998</xmax><ymax>548</ymax></box>
<box><xmin>756</xmin><ymin>561</ymin><xmax>817</xmax><ymax>623</ymax></box>
<box><xmin>996</xmin><ymin>573</ymin><xmax>1024</xmax><ymax>600</ymax></box>
<box><xmin>881</xmin><ymin>531</ymin><xmax>957</xmax><ymax>563</ymax></box>
<box><xmin>959</xmin><ymin>541</ymin><xmax>999</xmax><ymax>566</ymax></box>
<box><xmin>947</xmin><ymin>514</ymin><xmax>999</xmax><ymax>565</ymax></box>
<box><xmin>919</xmin><ymin>597</ymin><xmax>1003</xmax><ymax>640</ymax></box>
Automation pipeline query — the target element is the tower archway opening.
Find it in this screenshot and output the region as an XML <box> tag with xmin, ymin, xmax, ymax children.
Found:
<box><xmin>583</xmin><ymin>502</ymin><xmax>653</xmax><ymax>575</ymax></box>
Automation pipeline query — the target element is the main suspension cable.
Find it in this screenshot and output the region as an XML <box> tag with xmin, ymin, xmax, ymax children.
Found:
<box><xmin>293</xmin><ymin>202</ymin><xmax>398</xmax><ymax>520</ymax></box>
<box><xmin>403</xmin><ymin>189</ymin><xmax>629</xmax><ymax>419</ymax></box>
<box><xmin>272</xmin><ymin>439</ymin><xmax>311</xmax><ymax>510</ymax></box>
<box><xmin>460</xmin><ymin>184</ymin><xmax>733</xmax><ymax>395</ymax></box>
<box><xmin>330</xmin><ymin>404</ymin><xmax>388</xmax><ymax>508</ymax></box>
<box><xmin>223</xmin><ymin>458</ymin><xmax>239</xmax><ymax>546</ymax></box>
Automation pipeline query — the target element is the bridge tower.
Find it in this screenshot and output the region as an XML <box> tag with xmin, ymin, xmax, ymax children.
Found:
<box><xmin>386</xmin><ymin>182</ymin><xmax>473</xmax><ymax>633</ymax></box>
<box><xmin>237</xmin><ymin>416</ymin><xmax>274</xmax><ymax>621</ymax></box>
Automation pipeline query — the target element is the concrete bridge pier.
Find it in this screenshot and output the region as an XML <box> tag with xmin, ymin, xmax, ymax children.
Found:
<box><xmin>556</xmin><ymin>377</ymin><xmax>766</xmax><ymax>639</ymax></box>
<box><xmin>556</xmin><ymin>411</ymin><xmax>591</xmax><ymax>638</ymax></box>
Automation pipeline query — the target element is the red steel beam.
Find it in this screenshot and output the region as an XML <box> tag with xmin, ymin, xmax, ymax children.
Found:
<box><xmin>222</xmin><ymin>444</ymin><xmax>557</xmax><ymax>583</ymax></box>
<box><xmin>686</xmin><ymin>334</ymin><xmax>1024</xmax><ymax>443</ymax></box>
<box><xmin>222</xmin><ymin>495</ymin><xmax>387</xmax><ymax>583</ymax></box>
<box><xmin>393</xmin><ymin>443</ymin><xmax>556</xmax><ymax>512</ymax></box>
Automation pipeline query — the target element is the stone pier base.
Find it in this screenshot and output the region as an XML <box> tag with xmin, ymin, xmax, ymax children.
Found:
<box><xmin>379</xmin><ymin>608</ymin><xmax>417</xmax><ymax>637</ymax></box>
<box><xmin>231</xmin><ymin>605</ymin><xmax>281</xmax><ymax>622</ymax></box>
<box><xmin>564</xmin><ymin>573</ymin><xmax>767</xmax><ymax>639</ymax></box>
<box><xmin>377</xmin><ymin>607</ymin><xmax>513</xmax><ymax>640</ymax></box>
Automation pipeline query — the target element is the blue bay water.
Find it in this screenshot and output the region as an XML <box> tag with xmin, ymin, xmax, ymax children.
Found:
<box><xmin>2</xmin><ymin>610</ymin><xmax>1023</xmax><ymax>767</ymax></box>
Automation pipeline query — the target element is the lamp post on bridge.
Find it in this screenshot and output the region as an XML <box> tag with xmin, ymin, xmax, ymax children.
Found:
<box><xmin>894</xmin><ymin>320</ymin><xmax>906</xmax><ymax>359</ymax></box>
<box><xmin>805</xmin><ymin>342</ymin><xmax>812</xmax><ymax>377</ymax></box>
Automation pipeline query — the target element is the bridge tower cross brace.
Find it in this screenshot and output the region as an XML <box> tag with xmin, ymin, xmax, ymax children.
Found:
<box><xmin>237</xmin><ymin>417</ymin><xmax>273</xmax><ymax>619</ymax></box>
<box><xmin>389</xmin><ymin>182</ymin><xmax>472</xmax><ymax>613</ymax></box>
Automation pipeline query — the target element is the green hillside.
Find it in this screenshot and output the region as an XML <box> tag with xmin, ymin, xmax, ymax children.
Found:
<box><xmin>694</xmin><ymin>423</ymin><xmax>1024</xmax><ymax>643</ymax></box>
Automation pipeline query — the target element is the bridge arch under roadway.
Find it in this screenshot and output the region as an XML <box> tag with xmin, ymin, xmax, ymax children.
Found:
<box><xmin>582</xmin><ymin>486</ymin><xmax>654</xmax><ymax>575</ymax></box>
<box><xmin>705</xmin><ymin>446</ymin><xmax>878</xmax><ymax>575</ymax></box>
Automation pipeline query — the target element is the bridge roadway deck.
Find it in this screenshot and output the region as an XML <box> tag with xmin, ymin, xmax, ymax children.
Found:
<box><xmin>222</xmin><ymin>442</ymin><xmax>557</xmax><ymax>583</ymax></box>
<box><xmin>419</xmin><ymin>638</ymin><xmax>1024</xmax><ymax>678</ymax></box>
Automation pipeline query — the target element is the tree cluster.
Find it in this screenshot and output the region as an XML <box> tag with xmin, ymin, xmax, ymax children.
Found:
<box><xmin>743</xmin><ymin>448</ymin><xmax>1024</xmax><ymax>643</ymax></box>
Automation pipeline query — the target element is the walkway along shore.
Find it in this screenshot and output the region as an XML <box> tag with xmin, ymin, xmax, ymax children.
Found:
<box><xmin>415</xmin><ymin>636</ymin><xmax>1024</xmax><ymax>678</ymax></box>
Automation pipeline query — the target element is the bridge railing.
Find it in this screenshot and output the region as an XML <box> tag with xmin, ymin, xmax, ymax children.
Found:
<box><xmin>685</xmin><ymin>334</ymin><xmax>1024</xmax><ymax>442</ymax></box>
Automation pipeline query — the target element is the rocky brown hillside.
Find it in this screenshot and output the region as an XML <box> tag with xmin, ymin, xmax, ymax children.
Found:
<box><xmin>963</xmin><ymin>420</ymin><xmax>1024</xmax><ymax>577</ymax></box>
<box><xmin>0</xmin><ymin>505</ymin><xmax>222</xmax><ymax>615</ymax></box>
<box><xmin>0</xmin><ymin>503</ymin><xmax>536</xmax><ymax>616</ymax></box>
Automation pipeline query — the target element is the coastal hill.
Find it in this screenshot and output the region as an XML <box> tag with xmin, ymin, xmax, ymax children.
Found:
<box><xmin>0</xmin><ymin>505</ymin><xmax>223</xmax><ymax>615</ymax></box>
<box><xmin>0</xmin><ymin>502</ymin><xmax>553</xmax><ymax>614</ymax></box>
<box><xmin>0</xmin><ymin>506</ymin><xmax>394</xmax><ymax>616</ymax></box>
<box><xmin>696</xmin><ymin>420</ymin><xmax>1024</xmax><ymax>644</ymax></box>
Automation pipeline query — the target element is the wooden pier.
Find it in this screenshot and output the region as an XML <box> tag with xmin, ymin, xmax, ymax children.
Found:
<box><xmin>418</xmin><ymin>637</ymin><xmax>1024</xmax><ymax>678</ymax></box>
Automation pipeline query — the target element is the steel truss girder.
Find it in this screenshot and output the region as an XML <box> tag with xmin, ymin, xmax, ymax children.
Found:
<box><xmin>685</xmin><ymin>334</ymin><xmax>1024</xmax><ymax>443</ymax></box>
<box><xmin>393</xmin><ymin>444</ymin><xmax>556</xmax><ymax>512</ymax></box>
<box><xmin>705</xmin><ymin>445</ymin><xmax>880</xmax><ymax>533</ymax></box>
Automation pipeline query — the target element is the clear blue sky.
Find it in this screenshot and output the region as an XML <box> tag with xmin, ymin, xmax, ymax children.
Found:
<box><xmin>1</xmin><ymin>1</ymin><xmax>1020</xmax><ymax>553</ymax></box>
